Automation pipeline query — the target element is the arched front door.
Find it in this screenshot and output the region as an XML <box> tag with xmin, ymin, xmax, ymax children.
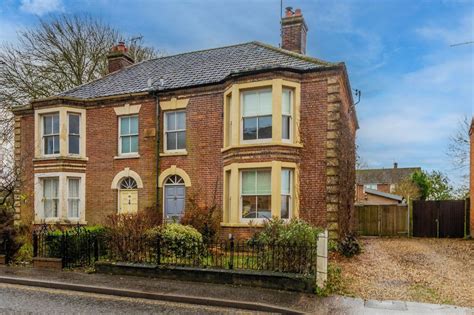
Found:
<box><xmin>164</xmin><ymin>175</ymin><xmax>185</xmax><ymax>221</ymax></box>
<box><xmin>118</xmin><ymin>177</ymin><xmax>138</xmax><ymax>214</ymax></box>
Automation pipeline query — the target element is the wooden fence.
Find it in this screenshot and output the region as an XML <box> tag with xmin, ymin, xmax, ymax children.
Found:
<box><xmin>355</xmin><ymin>205</ymin><xmax>409</xmax><ymax>236</ymax></box>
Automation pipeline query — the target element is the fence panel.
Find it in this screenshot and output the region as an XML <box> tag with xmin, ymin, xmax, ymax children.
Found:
<box><xmin>356</xmin><ymin>205</ymin><xmax>408</xmax><ymax>236</ymax></box>
<box><xmin>413</xmin><ymin>200</ymin><xmax>468</xmax><ymax>238</ymax></box>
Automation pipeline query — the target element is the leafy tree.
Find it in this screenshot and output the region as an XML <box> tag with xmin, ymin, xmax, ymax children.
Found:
<box><xmin>425</xmin><ymin>171</ymin><xmax>453</xmax><ymax>200</ymax></box>
<box><xmin>411</xmin><ymin>171</ymin><xmax>431</xmax><ymax>200</ymax></box>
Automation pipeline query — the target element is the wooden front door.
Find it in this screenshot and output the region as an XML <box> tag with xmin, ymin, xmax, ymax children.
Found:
<box><xmin>119</xmin><ymin>190</ymin><xmax>138</xmax><ymax>214</ymax></box>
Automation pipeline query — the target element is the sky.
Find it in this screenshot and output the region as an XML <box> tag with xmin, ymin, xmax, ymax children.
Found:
<box><xmin>0</xmin><ymin>0</ymin><xmax>473</xmax><ymax>186</ymax></box>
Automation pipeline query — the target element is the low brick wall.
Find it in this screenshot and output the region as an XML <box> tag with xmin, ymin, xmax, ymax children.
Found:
<box><xmin>33</xmin><ymin>257</ymin><xmax>63</xmax><ymax>270</ymax></box>
<box><xmin>95</xmin><ymin>262</ymin><xmax>315</xmax><ymax>293</ymax></box>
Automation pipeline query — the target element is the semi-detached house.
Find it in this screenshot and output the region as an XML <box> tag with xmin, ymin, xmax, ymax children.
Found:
<box><xmin>13</xmin><ymin>8</ymin><xmax>358</xmax><ymax>239</ymax></box>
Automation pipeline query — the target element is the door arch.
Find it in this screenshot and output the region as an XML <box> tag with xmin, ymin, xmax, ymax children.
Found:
<box><xmin>164</xmin><ymin>175</ymin><xmax>185</xmax><ymax>221</ymax></box>
<box><xmin>118</xmin><ymin>177</ymin><xmax>138</xmax><ymax>214</ymax></box>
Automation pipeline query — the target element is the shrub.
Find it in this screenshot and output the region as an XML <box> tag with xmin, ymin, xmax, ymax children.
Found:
<box><xmin>146</xmin><ymin>223</ymin><xmax>203</xmax><ymax>260</ymax></box>
<box><xmin>338</xmin><ymin>233</ymin><xmax>361</xmax><ymax>257</ymax></box>
<box><xmin>316</xmin><ymin>263</ymin><xmax>346</xmax><ymax>296</ymax></box>
<box><xmin>180</xmin><ymin>194</ymin><xmax>220</xmax><ymax>243</ymax></box>
<box><xmin>251</xmin><ymin>218</ymin><xmax>323</xmax><ymax>274</ymax></box>
<box><xmin>0</xmin><ymin>206</ymin><xmax>23</xmax><ymax>263</ymax></box>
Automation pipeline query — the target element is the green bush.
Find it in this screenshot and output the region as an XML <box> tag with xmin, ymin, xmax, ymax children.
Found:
<box><xmin>316</xmin><ymin>263</ymin><xmax>346</xmax><ymax>296</ymax></box>
<box><xmin>338</xmin><ymin>233</ymin><xmax>361</xmax><ymax>257</ymax></box>
<box><xmin>146</xmin><ymin>223</ymin><xmax>203</xmax><ymax>260</ymax></box>
<box><xmin>250</xmin><ymin>218</ymin><xmax>323</xmax><ymax>274</ymax></box>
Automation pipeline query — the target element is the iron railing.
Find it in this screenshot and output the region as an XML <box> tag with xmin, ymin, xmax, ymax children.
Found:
<box><xmin>33</xmin><ymin>226</ymin><xmax>318</xmax><ymax>275</ymax></box>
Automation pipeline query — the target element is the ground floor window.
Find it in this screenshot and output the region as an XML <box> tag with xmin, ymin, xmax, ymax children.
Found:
<box><xmin>223</xmin><ymin>162</ymin><xmax>297</xmax><ymax>225</ymax></box>
<box><xmin>34</xmin><ymin>172</ymin><xmax>86</xmax><ymax>223</ymax></box>
<box><xmin>241</xmin><ymin>170</ymin><xmax>271</xmax><ymax>219</ymax></box>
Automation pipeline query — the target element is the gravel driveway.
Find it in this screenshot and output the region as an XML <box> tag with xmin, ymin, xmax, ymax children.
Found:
<box><xmin>334</xmin><ymin>238</ymin><xmax>474</xmax><ymax>307</ymax></box>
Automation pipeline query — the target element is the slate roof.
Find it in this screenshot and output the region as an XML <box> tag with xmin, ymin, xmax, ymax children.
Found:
<box><xmin>356</xmin><ymin>167</ymin><xmax>421</xmax><ymax>185</ymax></box>
<box><xmin>59</xmin><ymin>41</ymin><xmax>338</xmax><ymax>100</ymax></box>
<box><xmin>364</xmin><ymin>188</ymin><xmax>404</xmax><ymax>202</ymax></box>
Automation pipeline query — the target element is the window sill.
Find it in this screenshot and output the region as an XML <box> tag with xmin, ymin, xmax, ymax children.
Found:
<box><xmin>114</xmin><ymin>154</ymin><xmax>140</xmax><ymax>160</ymax></box>
<box><xmin>160</xmin><ymin>150</ymin><xmax>188</xmax><ymax>157</ymax></box>
<box><xmin>221</xmin><ymin>142</ymin><xmax>303</xmax><ymax>152</ymax></box>
<box><xmin>33</xmin><ymin>156</ymin><xmax>89</xmax><ymax>162</ymax></box>
<box><xmin>220</xmin><ymin>222</ymin><xmax>264</xmax><ymax>228</ymax></box>
<box><xmin>33</xmin><ymin>219</ymin><xmax>87</xmax><ymax>225</ymax></box>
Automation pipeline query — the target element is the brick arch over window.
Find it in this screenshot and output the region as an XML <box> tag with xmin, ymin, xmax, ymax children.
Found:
<box><xmin>158</xmin><ymin>166</ymin><xmax>191</xmax><ymax>188</ymax></box>
<box><xmin>111</xmin><ymin>167</ymin><xmax>144</xmax><ymax>189</ymax></box>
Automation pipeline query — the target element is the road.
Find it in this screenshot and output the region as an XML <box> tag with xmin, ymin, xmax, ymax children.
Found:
<box><xmin>0</xmin><ymin>283</ymin><xmax>257</xmax><ymax>314</ymax></box>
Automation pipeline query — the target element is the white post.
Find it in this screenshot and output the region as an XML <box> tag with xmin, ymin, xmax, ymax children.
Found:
<box><xmin>316</xmin><ymin>229</ymin><xmax>328</xmax><ymax>288</ymax></box>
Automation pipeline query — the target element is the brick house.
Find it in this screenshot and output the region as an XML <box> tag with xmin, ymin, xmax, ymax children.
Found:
<box><xmin>12</xmin><ymin>8</ymin><xmax>358</xmax><ymax>239</ymax></box>
<box><xmin>355</xmin><ymin>163</ymin><xmax>420</xmax><ymax>205</ymax></box>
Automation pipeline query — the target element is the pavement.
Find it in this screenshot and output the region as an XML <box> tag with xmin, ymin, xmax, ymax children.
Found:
<box><xmin>0</xmin><ymin>265</ymin><xmax>472</xmax><ymax>315</ymax></box>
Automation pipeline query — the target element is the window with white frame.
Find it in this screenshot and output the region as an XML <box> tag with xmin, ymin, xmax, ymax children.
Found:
<box><xmin>43</xmin><ymin>177</ymin><xmax>59</xmax><ymax>218</ymax></box>
<box><xmin>43</xmin><ymin>114</ymin><xmax>60</xmax><ymax>155</ymax></box>
<box><xmin>67</xmin><ymin>178</ymin><xmax>80</xmax><ymax>218</ymax></box>
<box><xmin>68</xmin><ymin>113</ymin><xmax>80</xmax><ymax>155</ymax></box>
<box><xmin>241</xmin><ymin>89</ymin><xmax>272</xmax><ymax>141</ymax></box>
<box><xmin>281</xmin><ymin>169</ymin><xmax>293</xmax><ymax>219</ymax></box>
<box><xmin>119</xmin><ymin>115</ymin><xmax>139</xmax><ymax>155</ymax></box>
<box><xmin>364</xmin><ymin>183</ymin><xmax>377</xmax><ymax>190</ymax></box>
<box><xmin>241</xmin><ymin>169</ymin><xmax>271</xmax><ymax>219</ymax></box>
<box><xmin>164</xmin><ymin>111</ymin><xmax>186</xmax><ymax>151</ymax></box>
<box><xmin>282</xmin><ymin>88</ymin><xmax>293</xmax><ymax>141</ymax></box>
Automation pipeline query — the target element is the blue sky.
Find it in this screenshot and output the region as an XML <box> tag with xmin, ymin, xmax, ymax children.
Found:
<box><xmin>1</xmin><ymin>0</ymin><xmax>473</xmax><ymax>185</ymax></box>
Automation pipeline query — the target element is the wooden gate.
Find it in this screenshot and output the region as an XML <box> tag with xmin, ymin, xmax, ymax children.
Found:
<box><xmin>356</xmin><ymin>205</ymin><xmax>408</xmax><ymax>236</ymax></box>
<box><xmin>412</xmin><ymin>200</ymin><xmax>469</xmax><ymax>238</ymax></box>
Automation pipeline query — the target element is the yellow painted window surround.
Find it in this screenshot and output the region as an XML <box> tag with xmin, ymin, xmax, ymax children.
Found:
<box><xmin>223</xmin><ymin>79</ymin><xmax>301</xmax><ymax>149</ymax></box>
<box><xmin>222</xmin><ymin>161</ymin><xmax>299</xmax><ymax>226</ymax></box>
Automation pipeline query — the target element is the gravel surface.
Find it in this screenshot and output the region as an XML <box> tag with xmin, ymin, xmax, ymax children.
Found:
<box><xmin>334</xmin><ymin>238</ymin><xmax>474</xmax><ymax>307</ymax></box>
<box><xmin>0</xmin><ymin>283</ymin><xmax>260</xmax><ymax>314</ymax></box>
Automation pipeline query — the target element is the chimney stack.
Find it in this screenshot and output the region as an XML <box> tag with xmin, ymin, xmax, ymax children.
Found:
<box><xmin>107</xmin><ymin>41</ymin><xmax>134</xmax><ymax>74</ymax></box>
<box><xmin>394</xmin><ymin>162</ymin><xmax>398</xmax><ymax>169</ymax></box>
<box><xmin>281</xmin><ymin>7</ymin><xmax>308</xmax><ymax>54</ymax></box>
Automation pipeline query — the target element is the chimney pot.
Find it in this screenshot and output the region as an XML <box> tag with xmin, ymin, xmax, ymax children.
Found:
<box><xmin>107</xmin><ymin>41</ymin><xmax>134</xmax><ymax>74</ymax></box>
<box><xmin>281</xmin><ymin>8</ymin><xmax>308</xmax><ymax>54</ymax></box>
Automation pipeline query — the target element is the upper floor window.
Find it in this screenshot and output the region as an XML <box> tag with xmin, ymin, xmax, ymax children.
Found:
<box><xmin>43</xmin><ymin>114</ymin><xmax>60</xmax><ymax>155</ymax></box>
<box><xmin>364</xmin><ymin>184</ymin><xmax>377</xmax><ymax>190</ymax></box>
<box><xmin>282</xmin><ymin>88</ymin><xmax>293</xmax><ymax>141</ymax></box>
<box><xmin>164</xmin><ymin>111</ymin><xmax>186</xmax><ymax>151</ymax></box>
<box><xmin>119</xmin><ymin>115</ymin><xmax>139</xmax><ymax>155</ymax></box>
<box><xmin>241</xmin><ymin>89</ymin><xmax>272</xmax><ymax>142</ymax></box>
<box><xmin>68</xmin><ymin>113</ymin><xmax>80</xmax><ymax>155</ymax></box>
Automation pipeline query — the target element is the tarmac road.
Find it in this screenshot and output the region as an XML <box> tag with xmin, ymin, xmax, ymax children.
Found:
<box><xmin>0</xmin><ymin>283</ymin><xmax>261</xmax><ymax>314</ymax></box>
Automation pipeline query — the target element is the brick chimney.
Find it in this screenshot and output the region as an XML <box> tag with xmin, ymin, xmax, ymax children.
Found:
<box><xmin>394</xmin><ymin>162</ymin><xmax>398</xmax><ymax>169</ymax></box>
<box><xmin>107</xmin><ymin>41</ymin><xmax>134</xmax><ymax>74</ymax></box>
<box><xmin>281</xmin><ymin>7</ymin><xmax>308</xmax><ymax>55</ymax></box>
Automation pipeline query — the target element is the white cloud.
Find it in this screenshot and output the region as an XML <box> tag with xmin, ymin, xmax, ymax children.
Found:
<box><xmin>20</xmin><ymin>0</ymin><xmax>63</xmax><ymax>16</ymax></box>
<box><xmin>416</xmin><ymin>12</ymin><xmax>474</xmax><ymax>45</ymax></box>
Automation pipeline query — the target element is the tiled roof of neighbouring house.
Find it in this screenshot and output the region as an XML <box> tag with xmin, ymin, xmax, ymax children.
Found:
<box><xmin>59</xmin><ymin>41</ymin><xmax>338</xmax><ymax>99</ymax></box>
<box><xmin>356</xmin><ymin>167</ymin><xmax>421</xmax><ymax>185</ymax></box>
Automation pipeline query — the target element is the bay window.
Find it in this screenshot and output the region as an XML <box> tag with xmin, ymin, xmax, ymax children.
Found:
<box><xmin>119</xmin><ymin>115</ymin><xmax>139</xmax><ymax>155</ymax></box>
<box><xmin>281</xmin><ymin>169</ymin><xmax>293</xmax><ymax>219</ymax></box>
<box><xmin>241</xmin><ymin>169</ymin><xmax>272</xmax><ymax>219</ymax></box>
<box><xmin>68</xmin><ymin>178</ymin><xmax>80</xmax><ymax>218</ymax></box>
<box><xmin>282</xmin><ymin>88</ymin><xmax>293</xmax><ymax>141</ymax></box>
<box><xmin>164</xmin><ymin>111</ymin><xmax>186</xmax><ymax>151</ymax></box>
<box><xmin>43</xmin><ymin>177</ymin><xmax>59</xmax><ymax>218</ymax></box>
<box><xmin>43</xmin><ymin>114</ymin><xmax>60</xmax><ymax>155</ymax></box>
<box><xmin>68</xmin><ymin>113</ymin><xmax>80</xmax><ymax>155</ymax></box>
<box><xmin>241</xmin><ymin>89</ymin><xmax>272</xmax><ymax>141</ymax></box>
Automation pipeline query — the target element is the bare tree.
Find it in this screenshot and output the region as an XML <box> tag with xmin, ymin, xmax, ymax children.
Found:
<box><xmin>447</xmin><ymin>116</ymin><xmax>470</xmax><ymax>179</ymax></box>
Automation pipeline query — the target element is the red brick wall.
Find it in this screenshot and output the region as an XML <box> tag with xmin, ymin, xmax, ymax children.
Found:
<box><xmin>470</xmin><ymin>121</ymin><xmax>474</xmax><ymax>236</ymax></box>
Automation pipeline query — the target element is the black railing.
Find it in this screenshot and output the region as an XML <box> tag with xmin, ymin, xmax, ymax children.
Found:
<box><xmin>33</xmin><ymin>227</ymin><xmax>318</xmax><ymax>275</ymax></box>
<box><xmin>0</xmin><ymin>233</ymin><xmax>11</xmax><ymax>264</ymax></box>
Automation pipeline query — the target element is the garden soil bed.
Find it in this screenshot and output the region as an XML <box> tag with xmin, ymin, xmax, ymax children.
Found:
<box><xmin>333</xmin><ymin>238</ymin><xmax>474</xmax><ymax>307</ymax></box>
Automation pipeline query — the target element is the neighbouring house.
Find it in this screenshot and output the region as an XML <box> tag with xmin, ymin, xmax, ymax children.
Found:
<box><xmin>355</xmin><ymin>163</ymin><xmax>420</xmax><ymax>205</ymax></box>
<box><xmin>470</xmin><ymin>118</ymin><xmax>474</xmax><ymax>237</ymax></box>
<box><xmin>12</xmin><ymin>8</ymin><xmax>358</xmax><ymax>239</ymax></box>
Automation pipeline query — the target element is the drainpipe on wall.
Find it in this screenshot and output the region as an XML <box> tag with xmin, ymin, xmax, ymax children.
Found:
<box><xmin>154</xmin><ymin>91</ymin><xmax>161</xmax><ymax>220</ymax></box>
